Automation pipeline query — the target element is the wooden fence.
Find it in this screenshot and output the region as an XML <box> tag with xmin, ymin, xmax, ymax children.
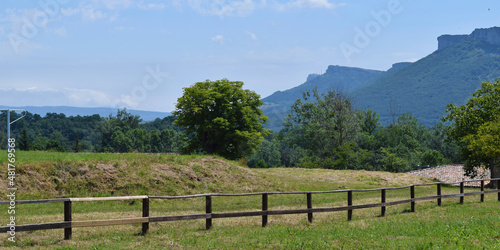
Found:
<box><xmin>1</xmin><ymin>178</ymin><xmax>499</xmax><ymax>240</ymax></box>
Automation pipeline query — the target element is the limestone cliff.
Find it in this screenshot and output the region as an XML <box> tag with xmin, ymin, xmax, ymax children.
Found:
<box><xmin>437</xmin><ymin>27</ymin><xmax>500</xmax><ymax>51</ymax></box>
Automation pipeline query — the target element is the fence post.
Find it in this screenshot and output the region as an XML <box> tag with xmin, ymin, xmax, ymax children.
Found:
<box><xmin>307</xmin><ymin>193</ymin><xmax>313</xmax><ymax>223</ymax></box>
<box><xmin>497</xmin><ymin>179</ymin><xmax>500</xmax><ymax>202</ymax></box>
<box><xmin>437</xmin><ymin>183</ymin><xmax>442</xmax><ymax>206</ymax></box>
<box><xmin>347</xmin><ymin>191</ymin><xmax>352</xmax><ymax>221</ymax></box>
<box><xmin>480</xmin><ymin>180</ymin><xmax>484</xmax><ymax>202</ymax></box>
<box><xmin>460</xmin><ymin>182</ymin><xmax>464</xmax><ymax>204</ymax></box>
<box><xmin>262</xmin><ymin>193</ymin><xmax>268</xmax><ymax>227</ymax></box>
<box><xmin>206</xmin><ymin>195</ymin><xmax>212</xmax><ymax>230</ymax></box>
<box><xmin>64</xmin><ymin>201</ymin><xmax>72</xmax><ymax>240</ymax></box>
<box><xmin>410</xmin><ymin>185</ymin><xmax>415</xmax><ymax>212</ymax></box>
<box><xmin>381</xmin><ymin>189</ymin><xmax>386</xmax><ymax>217</ymax></box>
<box><xmin>142</xmin><ymin>197</ymin><xmax>149</xmax><ymax>235</ymax></box>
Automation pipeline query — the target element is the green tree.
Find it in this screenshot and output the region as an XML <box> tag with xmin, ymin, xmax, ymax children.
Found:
<box><xmin>45</xmin><ymin>139</ymin><xmax>66</xmax><ymax>152</ymax></box>
<box><xmin>97</xmin><ymin>108</ymin><xmax>142</xmax><ymax>152</ymax></box>
<box><xmin>283</xmin><ymin>88</ymin><xmax>360</xmax><ymax>167</ymax></box>
<box><xmin>19</xmin><ymin>127</ymin><xmax>30</xmax><ymax>151</ymax></box>
<box><xmin>443</xmin><ymin>80</ymin><xmax>500</xmax><ymax>180</ymax></box>
<box><xmin>173</xmin><ymin>79</ymin><xmax>270</xmax><ymax>159</ymax></box>
<box><xmin>247</xmin><ymin>136</ymin><xmax>281</xmax><ymax>168</ymax></box>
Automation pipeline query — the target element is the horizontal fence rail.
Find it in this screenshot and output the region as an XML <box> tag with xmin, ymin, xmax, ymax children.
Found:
<box><xmin>1</xmin><ymin>178</ymin><xmax>499</xmax><ymax>240</ymax></box>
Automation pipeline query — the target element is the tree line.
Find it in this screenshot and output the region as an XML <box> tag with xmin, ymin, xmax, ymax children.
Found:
<box><xmin>246</xmin><ymin>88</ymin><xmax>459</xmax><ymax>172</ymax></box>
<box><xmin>3</xmin><ymin>78</ymin><xmax>499</xmax><ymax>176</ymax></box>
<box><xmin>0</xmin><ymin>109</ymin><xmax>186</xmax><ymax>153</ymax></box>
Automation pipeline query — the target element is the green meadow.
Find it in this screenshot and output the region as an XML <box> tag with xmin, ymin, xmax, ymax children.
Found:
<box><xmin>0</xmin><ymin>151</ymin><xmax>498</xmax><ymax>249</ymax></box>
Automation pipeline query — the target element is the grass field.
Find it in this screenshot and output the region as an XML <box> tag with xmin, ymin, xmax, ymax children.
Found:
<box><xmin>0</xmin><ymin>151</ymin><xmax>499</xmax><ymax>249</ymax></box>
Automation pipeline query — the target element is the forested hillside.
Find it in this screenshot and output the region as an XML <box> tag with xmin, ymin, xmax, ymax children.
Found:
<box><xmin>261</xmin><ymin>28</ymin><xmax>500</xmax><ymax>130</ymax></box>
<box><xmin>353</xmin><ymin>40</ymin><xmax>500</xmax><ymax>125</ymax></box>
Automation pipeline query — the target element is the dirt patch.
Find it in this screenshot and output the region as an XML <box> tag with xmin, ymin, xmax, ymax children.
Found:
<box><xmin>407</xmin><ymin>165</ymin><xmax>490</xmax><ymax>187</ymax></box>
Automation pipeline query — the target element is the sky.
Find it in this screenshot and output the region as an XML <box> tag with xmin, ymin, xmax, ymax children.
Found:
<box><xmin>0</xmin><ymin>0</ymin><xmax>499</xmax><ymax>113</ymax></box>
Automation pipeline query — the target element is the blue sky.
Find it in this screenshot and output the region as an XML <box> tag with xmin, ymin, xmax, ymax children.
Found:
<box><xmin>0</xmin><ymin>0</ymin><xmax>499</xmax><ymax>113</ymax></box>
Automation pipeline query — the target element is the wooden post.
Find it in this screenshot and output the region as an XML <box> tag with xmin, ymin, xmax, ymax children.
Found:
<box><xmin>381</xmin><ymin>189</ymin><xmax>386</xmax><ymax>217</ymax></box>
<box><xmin>497</xmin><ymin>179</ymin><xmax>500</xmax><ymax>202</ymax></box>
<box><xmin>437</xmin><ymin>183</ymin><xmax>442</xmax><ymax>206</ymax></box>
<box><xmin>142</xmin><ymin>197</ymin><xmax>149</xmax><ymax>235</ymax></box>
<box><xmin>206</xmin><ymin>195</ymin><xmax>212</xmax><ymax>229</ymax></box>
<box><xmin>64</xmin><ymin>201</ymin><xmax>72</xmax><ymax>240</ymax></box>
<box><xmin>347</xmin><ymin>191</ymin><xmax>352</xmax><ymax>221</ymax></box>
<box><xmin>480</xmin><ymin>180</ymin><xmax>485</xmax><ymax>202</ymax></box>
<box><xmin>460</xmin><ymin>182</ymin><xmax>464</xmax><ymax>204</ymax></box>
<box><xmin>262</xmin><ymin>193</ymin><xmax>268</xmax><ymax>227</ymax></box>
<box><xmin>307</xmin><ymin>193</ymin><xmax>313</xmax><ymax>223</ymax></box>
<box><xmin>410</xmin><ymin>185</ymin><xmax>415</xmax><ymax>212</ymax></box>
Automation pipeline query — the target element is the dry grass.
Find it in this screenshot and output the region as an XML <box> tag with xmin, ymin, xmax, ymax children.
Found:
<box><xmin>0</xmin><ymin>152</ymin><xmax>498</xmax><ymax>248</ymax></box>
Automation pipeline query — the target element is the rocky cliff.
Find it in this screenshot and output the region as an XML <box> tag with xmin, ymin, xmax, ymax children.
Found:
<box><xmin>437</xmin><ymin>27</ymin><xmax>500</xmax><ymax>51</ymax></box>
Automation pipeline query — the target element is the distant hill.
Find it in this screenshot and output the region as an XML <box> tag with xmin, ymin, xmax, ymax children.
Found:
<box><xmin>261</xmin><ymin>27</ymin><xmax>500</xmax><ymax>130</ymax></box>
<box><xmin>352</xmin><ymin>39</ymin><xmax>500</xmax><ymax>126</ymax></box>
<box><xmin>0</xmin><ymin>106</ymin><xmax>172</xmax><ymax>121</ymax></box>
<box><xmin>261</xmin><ymin>65</ymin><xmax>395</xmax><ymax>131</ymax></box>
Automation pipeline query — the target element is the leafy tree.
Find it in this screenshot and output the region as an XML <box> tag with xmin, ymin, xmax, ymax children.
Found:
<box><xmin>45</xmin><ymin>139</ymin><xmax>66</xmax><ymax>152</ymax></box>
<box><xmin>110</xmin><ymin>130</ymin><xmax>132</xmax><ymax>152</ymax></box>
<box><xmin>19</xmin><ymin>127</ymin><xmax>30</xmax><ymax>151</ymax></box>
<box><xmin>360</xmin><ymin>109</ymin><xmax>380</xmax><ymax>135</ymax></box>
<box><xmin>97</xmin><ymin>108</ymin><xmax>141</xmax><ymax>152</ymax></box>
<box><xmin>283</xmin><ymin>88</ymin><xmax>360</xmax><ymax>167</ymax></box>
<box><xmin>247</xmin><ymin>136</ymin><xmax>281</xmax><ymax>168</ymax></box>
<box><xmin>73</xmin><ymin>131</ymin><xmax>81</xmax><ymax>153</ymax></box>
<box><xmin>173</xmin><ymin>79</ymin><xmax>270</xmax><ymax>159</ymax></box>
<box><xmin>421</xmin><ymin>149</ymin><xmax>445</xmax><ymax>166</ymax></box>
<box><xmin>443</xmin><ymin>80</ymin><xmax>500</xmax><ymax>180</ymax></box>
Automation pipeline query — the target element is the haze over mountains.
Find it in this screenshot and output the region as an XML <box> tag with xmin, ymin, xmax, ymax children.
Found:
<box><xmin>262</xmin><ymin>27</ymin><xmax>500</xmax><ymax>131</ymax></box>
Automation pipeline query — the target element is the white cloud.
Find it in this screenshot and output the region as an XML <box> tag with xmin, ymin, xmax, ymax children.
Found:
<box><xmin>64</xmin><ymin>88</ymin><xmax>115</xmax><ymax>107</ymax></box>
<box><xmin>246</xmin><ymin>31</ymin><xmax>257</xmax><ymax>41</ymax></box>
<box><xmin>188</xmin><ymin>0</ymin><xmax>257</xmax><ymax>17</ymax></box>
<box><xmin>98</xmin><ymin>0</ymin><xmax>134</xmax><ymax>10</ymax></box>
<box><xmin>276</xmin><ymin>0</ymin><xmax>342</xmax><ymax>10</ymax></box>
<box><xmin>138</xmin><ymin>3</ymin><xmax>167</xmax><ymax>10</ymax></box>
<box><xmin>60</xmin><ymin>1</ymin><xmax>166</xmax><ymax>22</ymax></box>
<box><xmin>211</xmin><ymin>35</ymin><xmax>224</xmax><ymax>44</ymax></box>
<box><xmin>80</xmin><ymin>7</ymin><xmax>107</xmax><ymax>21</ymax></box>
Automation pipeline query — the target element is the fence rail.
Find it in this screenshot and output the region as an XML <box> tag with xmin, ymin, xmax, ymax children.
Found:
<box><xmin>1</xmin><ymin>178</ymin><xmax>499</xmax><ymax>240</ymax></box>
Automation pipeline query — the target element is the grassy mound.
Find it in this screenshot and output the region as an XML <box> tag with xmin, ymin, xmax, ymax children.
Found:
<box><xmin>0</xmin><ymin>152</ymin><xmax>285</xmax><ymax>199</ymax></box>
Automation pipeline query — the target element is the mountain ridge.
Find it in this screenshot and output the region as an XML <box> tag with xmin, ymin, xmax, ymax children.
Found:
<box><xmin>261</xmin><ymin>27</ymin><xmax>500</xmax><ymax>130</ymax></box>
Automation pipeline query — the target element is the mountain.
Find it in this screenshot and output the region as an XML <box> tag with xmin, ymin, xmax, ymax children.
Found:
<box><xmin>261</xmin><ymin>65</ymin><xmax>394</xmax><ymax>131</ymax></box>
<box><xmin>0</xmin><ymin>106</ymin><xmax>172</xmax><ymax>121</ymax></box>
<box><xmin>261</xmin><ymin>27</ymin><xmax>500</xmax><ymax>130</ymax></box>
<box><xmin>353</xmin><ymin>28</ymin><xmax>500</xmax><ymax>126</ymax></box>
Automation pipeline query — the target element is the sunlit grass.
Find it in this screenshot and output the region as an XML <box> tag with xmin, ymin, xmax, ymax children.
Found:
<box><xmin>0</xmin><ymin>151</ymin><xmax>498</xmax><ymax>248</ymax></box>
